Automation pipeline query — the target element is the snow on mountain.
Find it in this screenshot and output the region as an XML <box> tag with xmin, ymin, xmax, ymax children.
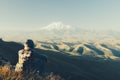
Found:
<box><xmin>40</xmin><ymin>22</ymin><xmax>72</xmax><ymax>31</ymax></box>
<box><xmin>2</xmin><ymin>22</ymin><xmax>120</xmax><ymax>42</ymax></box>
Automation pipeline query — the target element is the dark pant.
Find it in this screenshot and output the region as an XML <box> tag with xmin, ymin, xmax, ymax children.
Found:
<box><xmin>32</xmin><ymin>61</ymin><xmax>46</xmax><ymax>74</ymax></box>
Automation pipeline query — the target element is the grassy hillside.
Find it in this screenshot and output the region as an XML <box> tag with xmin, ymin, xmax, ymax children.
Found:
<box><xmin>36</xmin><ymin>49</ymin><xmax>120</xmax><ymax>80</ymax></box>
<box><xmin>0</xmin><ymin>66</ymin><xmax>62</xmax><ymax>80</ymax></box>
<box><xmin>0</xmin><ymin>39</ymin><xmax>23</xmax><ymax>65</ymax></box>
<box><xmin>0</xmin><ymin>40</ymin><xmax>120</xmax><ymax>80</ymax></box>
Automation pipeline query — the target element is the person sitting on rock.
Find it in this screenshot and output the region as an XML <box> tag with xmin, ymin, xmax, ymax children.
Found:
<box><xmin>15</xmin><ymin>39</ymin><xmax>48</xmax><ymax>75</ymax></box>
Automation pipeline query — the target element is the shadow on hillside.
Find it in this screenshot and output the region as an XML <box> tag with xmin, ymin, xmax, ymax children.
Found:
<box><xmin>84</xmin><ymin>44</ymin><xmax>104</xmax><ymax>55</ymax></box>
<box><xmin>101</xmin><ymin>44</ymin><xmax>120</xmax><ymax>57</ymax></box>
<box><xmin>0</xmin><ymin>39</ymin><xmax>23</xmax><ymax>65</ymax></box>
<box><xmin>1</xmin><ymin>40</ymin><xmax>120</xmax><ymax>80</ymax></box>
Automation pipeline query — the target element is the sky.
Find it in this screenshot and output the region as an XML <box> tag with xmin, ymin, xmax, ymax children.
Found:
<box><xmin>0</xmin><ymin>0</ymin><xmax>120</xmax><ymax>31</ymax></box>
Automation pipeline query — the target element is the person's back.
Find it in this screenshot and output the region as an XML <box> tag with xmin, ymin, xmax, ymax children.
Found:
<box><xmin>15</xmin><ymin>39</ymin><xmax>35</xmax><ymax>72</ymax></box>
<box><xmin>30</xmin><ymin>50</ymin><xmax>48</xmax><ymax>74</ymax></box>
<box><xmin>15</xmin><ymin>39</ymin><xmax>48</xmax><ymax>74</ymax></box>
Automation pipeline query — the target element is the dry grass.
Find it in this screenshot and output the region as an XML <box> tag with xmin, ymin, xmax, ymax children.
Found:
<box><xmin>0</xmin><ymin>65</ymin><xmax>63</xmax><ymax>80</ymax></box>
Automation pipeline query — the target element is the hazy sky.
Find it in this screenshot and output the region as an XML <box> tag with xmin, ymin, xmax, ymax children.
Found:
<box><xmin>0</xmin><ymin>0</ymin><xmax>120</xmax><ymax>31</ymax></box>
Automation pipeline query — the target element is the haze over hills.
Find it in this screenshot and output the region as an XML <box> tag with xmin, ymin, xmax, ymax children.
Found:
<box><xmin>26</xmin><ymin>22</ymin><xmax>120</xmax><ymax>41</ymax></box>
<box><xmin>1</xmin><ymin>22</ymin><xmax>120</xmax><ymax>42</ymax></box>
<box><xmin>1</xmin><ymin>22</ymin><xmax>120</xmax><ymax>59</ymax></box>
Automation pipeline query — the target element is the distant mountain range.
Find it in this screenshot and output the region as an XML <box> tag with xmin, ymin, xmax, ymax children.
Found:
<box><xmin>32</xmin><ymin>22</ymin><xmax>120</xmax><ymax>41</ymax></box>
<box><xmin>35</xmin><ymin>38</ymin><xmax>120</xmax><ymax>59</ymax></box>
<box><xmin>1</xmin><ymin>22</ymin><xmax>120</xmax><ymax>42</ymax></box>
<box><xmin>1</xmin><ymin>22</ymin><xmax>120</xmax><ymax>59</ymax></box>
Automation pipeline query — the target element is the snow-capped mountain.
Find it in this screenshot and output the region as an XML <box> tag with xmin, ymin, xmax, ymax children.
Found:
<box><xmin>2</xmin><ymin>22</ymin><xmax>120</xmax><ymax>42</ymax></box>
<box><xmin>40</xmin><ymin>22</ymin><xmax>72</xmax><ymax>31</ymax></box>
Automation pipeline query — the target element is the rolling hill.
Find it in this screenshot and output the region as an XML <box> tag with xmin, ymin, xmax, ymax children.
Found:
<box><xmin>0</xmin><ymin>39</ymin><xmax>120</xmax><ymax>80</ymax></box>
<box><xmin>36</xmin><ymin>38</ymin><xmax>120</xmax><ymax>59</ymax></box>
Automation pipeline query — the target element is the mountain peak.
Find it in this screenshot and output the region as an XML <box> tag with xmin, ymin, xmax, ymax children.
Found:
<box><xmin>41</xmin><ymin>22</ymin><xmax>72</xmax><ymax>30</ymax></box>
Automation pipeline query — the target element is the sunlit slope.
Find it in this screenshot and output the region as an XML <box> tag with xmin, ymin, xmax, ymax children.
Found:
<box><xmin>1</xmin><ymin>39</ymin><xmax>120</xmax><ymax>80</ymax></box>
<box><xmin>36</xmin><ymin>39</ymin><xmax>120</xmax><ymax>59</ymax></box>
